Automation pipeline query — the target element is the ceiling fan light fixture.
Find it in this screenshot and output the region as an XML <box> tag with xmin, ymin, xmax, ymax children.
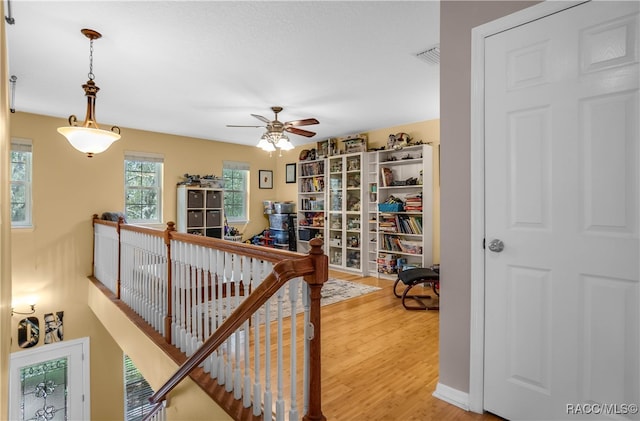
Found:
<box><xmin>276</xmin><ymin>134</ymin><xmax>294</xmax><ymax>150</ymax></box>
<box><xmin>257</xmin><ymin>134</ymin><xmax>277</xmax><ymax>152</ymax></box>
<box><xmin>57</xmin><ymin>28</ymin><xmax>121</xmax><ymax>158</ymax></box>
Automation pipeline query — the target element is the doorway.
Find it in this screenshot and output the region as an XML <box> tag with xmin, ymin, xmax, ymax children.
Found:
<box><xmin>470</xmin><ymin>1</ymin><xmax>639</xmax><ymax>418</ymax></box>
<box><xmin>9</xmin><ymin>337</ymin><xmax>90</xmax><ymax>420</ymax></box>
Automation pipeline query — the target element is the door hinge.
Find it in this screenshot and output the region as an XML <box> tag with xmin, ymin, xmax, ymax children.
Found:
<box><xmin>483</xmin><ymin>238</ymin><xmax>486</xmax><ymax>249</ymax></box>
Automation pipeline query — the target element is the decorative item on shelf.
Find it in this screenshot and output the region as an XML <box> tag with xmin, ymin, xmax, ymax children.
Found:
<box><xmin>316</xmin><ymin>140</ymin><xmax>329</xmax><ymax>158</ymax></box>
<box><xmin>57</xmin><ymin>29</ymin><xmax>121</xmax><ymax>158</ymax></box>
<box><xmin>340</xmin><ymin>134</ymin><xmax>368</xmax><ymax>154</ymax></box>
<box><xmin>200</xmin><ymin>175</ymin><xmax>225</xmax><ymax>188</ymax></box>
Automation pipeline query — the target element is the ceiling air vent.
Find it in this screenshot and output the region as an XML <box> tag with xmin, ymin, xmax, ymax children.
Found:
<box><xmin>415</xmin><ymin>45</ymin><xmax>440</xmax><ymax>65</ymax></box>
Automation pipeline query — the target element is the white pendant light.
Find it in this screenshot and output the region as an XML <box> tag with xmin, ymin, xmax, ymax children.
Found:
<box><xmin>57</xmin><ymin>29</ymin><xmax>121</xmax><ymax>158</ymax></box>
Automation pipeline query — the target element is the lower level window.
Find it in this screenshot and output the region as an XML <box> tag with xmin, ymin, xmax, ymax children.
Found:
<box><xmin>124</xmin><ymin>355</ymin><xmax>154</xmax><ymax>421</ymax></box>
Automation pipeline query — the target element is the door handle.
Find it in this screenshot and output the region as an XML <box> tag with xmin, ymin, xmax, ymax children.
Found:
<box><xmin>488</xmin><ymin>239</ymin><xmax>504</xmax><ymax>253</ymax></box>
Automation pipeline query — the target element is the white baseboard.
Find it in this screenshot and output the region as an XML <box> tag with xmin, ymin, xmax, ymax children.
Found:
<box><xmin>433</xmin><ymin>382</ymin><xmax>470</xmax><ymax>411</ymax></box>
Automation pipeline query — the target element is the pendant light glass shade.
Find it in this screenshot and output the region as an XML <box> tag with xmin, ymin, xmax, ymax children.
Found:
<box><xmin>57</xmin><ymin>126</ymin><xmax>121</xmax><ymax>156</ymax></box>
<box><xmin>57</xmin><ymin>28</ymin><xmax>120</xmax><ymax>158</ymax></box>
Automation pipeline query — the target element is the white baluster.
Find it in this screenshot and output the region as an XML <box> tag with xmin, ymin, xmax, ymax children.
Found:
<box><xmin>249</xmin><ymin>258</ymin><xmax>261</xmax><ymax>412</ymax></box>
<box><xmin>275</xmin><ymin>282</ymin><xmax>286</xmax><ymax>421</ymax></box>
<box><xmin>288</xmin><ymin>278</ymin><xmax>300</xmax><ymax>421</ymax></box>
<box><xmin>216</xmin><ymin>249</ymin><xmax>226</xmax><ymax>385</ymax></box>
<box><xmin>302</xmin><ymin>281</ymin><xmax>310</xmax><ymax>415</ymax></box>
<box><xmin>242</xmin><ymin>255</ymin><xmax>252</xmax><ymax>407</ymax></box>
<box><xmin>195</xmin><ymin>245</ymin><xmax>204</xmax><ymax>352</ymax></box>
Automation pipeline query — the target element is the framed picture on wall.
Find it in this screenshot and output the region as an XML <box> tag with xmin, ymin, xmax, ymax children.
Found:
<box><xmin>259</xmin><ymin>170</ymin><xmax>273</xmax><ymax>189</ymax></box>
<box><xmin>286</xmin><ymin>163</ymin><xmax>296</xmax><ymax>183</ymax></box>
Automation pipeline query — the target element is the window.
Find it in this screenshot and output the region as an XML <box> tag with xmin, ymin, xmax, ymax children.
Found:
<box><xmin>123</xmin><ymin>355</ymin><xmax>154</xmax><ymax>421</ymax></box>
<box><xmin>124</xmin><ymin>152</ymin><xmax>163</xmax><ymax>223</ymax></box>
<box><xmin>223</xmin><ymin>161</ymin><xmax>249</xmax><ymax>223</ymax></box>
<box><xmin>10</xmin><ymin>139</ymin><xmax>32</xmax><ymax>227</ymax></box>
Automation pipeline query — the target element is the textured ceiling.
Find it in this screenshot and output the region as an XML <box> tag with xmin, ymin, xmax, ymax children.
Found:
<box><xmin>5</xmin><ymin>1</ymin><xmax>440</xmax><ymax>147</ymax></box>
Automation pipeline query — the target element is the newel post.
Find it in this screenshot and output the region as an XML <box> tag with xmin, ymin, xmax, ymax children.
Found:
<box><xmin>116</xmin><ymin>216</ymin><xmax>125</xmax><ymax>299</ymax></box>
<box><xmin>303</xmin><ymin>238</ymin><xmax>328</xmax><ymax>421</ymax></box>
<box><xmin>164</xmin><ymin>221</ymin><xmax>176</xmax><ymax>344</ymax></box>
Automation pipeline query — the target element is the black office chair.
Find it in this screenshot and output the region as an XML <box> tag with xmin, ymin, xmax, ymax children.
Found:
<box><xmin>393</xmin><ymin>266</ymin><xmax>440</xmax><ymax>310</ymax></box>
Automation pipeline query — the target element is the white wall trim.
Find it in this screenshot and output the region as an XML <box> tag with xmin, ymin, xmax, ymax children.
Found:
<box><xmin>468</xmin><ymin>0</ymin><xmax>589</xmax><ymax>414</ymax></box>
<box><xmin>433</xmin><ymin>382</ymin><xmax>470</xmax><ymax>411</ymax></box>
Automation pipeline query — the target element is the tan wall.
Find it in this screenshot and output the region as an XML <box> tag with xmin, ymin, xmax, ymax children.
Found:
<box><xmin>439</xmin><ymin>0</ymin><xmax>539</xmax><ymax>394</ymax></box>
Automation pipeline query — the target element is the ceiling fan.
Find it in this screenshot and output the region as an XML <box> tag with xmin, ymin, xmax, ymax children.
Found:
<box><xmin>227</xmin><ymin>106</ymin><xmax>319</xmax><ymax>138</ymax></box>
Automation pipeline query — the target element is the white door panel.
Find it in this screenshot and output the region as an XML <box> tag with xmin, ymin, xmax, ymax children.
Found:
<box><xmin>484</xmin><ymin>2</ymin><xmax>639</xmax><ymax>420</ymax></box>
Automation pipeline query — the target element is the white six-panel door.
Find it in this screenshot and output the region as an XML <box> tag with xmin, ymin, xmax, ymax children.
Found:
<box><xmin>483</xmin><ymin>1</ymin><xmax>639</xmax><ymax>419</ymax></box>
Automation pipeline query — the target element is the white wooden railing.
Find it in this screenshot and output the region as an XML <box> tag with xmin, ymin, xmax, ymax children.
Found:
<box><xmin>91</xmin><ymin>217</ymin><xmax>327</xmax><ymax>421</ymax></box>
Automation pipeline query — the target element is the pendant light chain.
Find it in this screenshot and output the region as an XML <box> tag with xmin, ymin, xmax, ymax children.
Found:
<box><xmin>88</xmin><ymin>37</ymin><xmax>95</xmax><ymax>81</ymax></box>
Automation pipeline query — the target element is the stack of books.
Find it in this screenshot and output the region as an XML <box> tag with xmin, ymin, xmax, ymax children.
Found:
<box><xmin>404</xmin><ymin>193</ymin><xmax>422</xmax><ymax>212</ymax></box>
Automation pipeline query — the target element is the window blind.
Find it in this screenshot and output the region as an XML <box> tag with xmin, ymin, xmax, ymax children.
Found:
<box><xmin>11</xmin><ymin>138</ymin><xmax>32</xmax><ymax>152</ymax></box>
<box><xmin>223</xmin><ymin>160</ymin><xmax>250</xmax><ymax>171</ymax></box>
<box><xmin>124</xmin><ymin>151</ymin><xmax>164</xmax><ymax>163</ymax></box>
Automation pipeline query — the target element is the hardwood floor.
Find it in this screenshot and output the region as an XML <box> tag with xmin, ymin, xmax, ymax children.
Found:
<box><xmin>317</xmin><ymin>270</ymin><xmax>502</xmax><ymax>421</ymax></box>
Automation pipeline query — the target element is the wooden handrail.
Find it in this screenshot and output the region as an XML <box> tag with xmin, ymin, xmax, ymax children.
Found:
<box><xmin>92</xmin><ymin>215</ymin><xmax>328</xmax><ymax>420</ymax></box>
<box><xmin>148</xmin><ymin>247</ymin><xmax>319</xmax><ymax>406</ymax></box>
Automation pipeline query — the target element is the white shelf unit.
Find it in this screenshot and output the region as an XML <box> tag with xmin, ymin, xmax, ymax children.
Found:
<box><xmin>326</xmin><ymin>152</ymin><xmax>365</xmax><ymax>273</ymax></box>
<box><xmin>176</xmin><ymin>185</ymin><xmax>224</xmax><ymax>238</ymax></box>
<box><xmin>366</xmin><ymin>151</ymin><xmax>379</xmax><ymax>275</ymax></box>
<box><xmin>375</xmin><ymin>144</ymin><xmax>433</xmax><ymax>278</ymax></box>
<box><xmin>296</xmin><ymin>159</ymin><xmax>326</xmax><ymax>254</ymax></box>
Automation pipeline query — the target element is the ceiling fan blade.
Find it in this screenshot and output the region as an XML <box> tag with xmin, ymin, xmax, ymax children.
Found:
<box><xmin>286</xmin><ymin>127</ymin><xmax>316</xmax><ymax>137</ymax></box>
<box><xmin>251</xmin><ymin>114</ymin><xmax>271</xmax><ymax>124</ymax></box>
<box><xmin>285</xmin><ymin>118</ymin><xmax>319</xmax><ymax>127</ymax></box>
<box><xmin>226</xmin><ymin>125</ymin><xmax>264</xmax><ymax>128</ymax></box>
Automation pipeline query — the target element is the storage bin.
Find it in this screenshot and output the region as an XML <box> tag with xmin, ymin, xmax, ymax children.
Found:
<box><xmin>206</xmin><ymin>228</ymin><xmax>222</xmax><ymax>238</ymax></box>
<box><xmin>206</xmin><ymin>210</ymin><xmax>221</xmax><ymax>226</ymax></box>
<box><xmin>206</xmin><ymin>191</ymin><xmax>222</xmax><ymax>208</ymax></box>
<box><xmin>263</xmin><ymin>200</ymin><xmax>275</xmax><ymax>214</ymax></box>
<box><xmin>188</xmin><ymin>191</ymin><xmax>204</xmax><ymax>208</ymax></box>
<box><xmin>378</xmin><ymin>203</ymin><xmax>404</xmax><ymax>212</ymax></box>
<box><xmin>269</xmin><ymin>229</ymin><xmax>289</xmax><ymax>244</ymax></box>
<box><xmin>187</xmin><ymin>210</ymin><xmax>204</xmax><ymax>227</ymax></box>
<box><xmin>399</xmin><ymin>240</ymin><xmax>423</xmax><ymax>255</ymax></box>
<box><xmin>298</xmin><ymin>229</ymin><xmax>312</xmax><ymax>241</ymax></box>
<box><xmin>274</xmin><ymin>202</ymin><xmax>295</xmax><ymax>214</ymax></box>
<box><xmin>268</xmin><ymin>214</ymin><xmax>290</xmax><ymax>230</ymax></box>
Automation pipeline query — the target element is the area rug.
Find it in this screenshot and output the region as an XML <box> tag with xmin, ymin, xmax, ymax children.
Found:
<box><xmin>208</xmin><ymin>278</ymin><xmax>381</xmax><ymax>321</ymax></box>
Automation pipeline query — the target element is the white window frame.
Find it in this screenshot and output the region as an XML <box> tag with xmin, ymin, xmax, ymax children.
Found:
<box><xmin>10</xmin><ymin>138</ymin><xmax>33</xmax><ymax>228</ymax></box>
<box><xmin>124</xmin><ymin>152</ymin><xmax>163</xmax><ymax>224</ymax></box>
<box><xmin>223</xmin><ymin>161</ymin><xmax>250</xmax><ymax>223</ymax></box>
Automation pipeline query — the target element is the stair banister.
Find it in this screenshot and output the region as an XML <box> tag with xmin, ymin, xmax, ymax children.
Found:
<box><xmin>148</xmin><ymin>238</ymin><xmax>327</xmax><ymax>421</ymax></box>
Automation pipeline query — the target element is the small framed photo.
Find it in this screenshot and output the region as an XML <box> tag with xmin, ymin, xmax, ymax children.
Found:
<box><xmin>259</xmin><ymin>170</ymin><xmax>273</xmax><ymax>189</ymax></box>
<box><xmin>286</xmin><ymin>163</ymin><xmax>296</xmax><ymax>183</ymax></box>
